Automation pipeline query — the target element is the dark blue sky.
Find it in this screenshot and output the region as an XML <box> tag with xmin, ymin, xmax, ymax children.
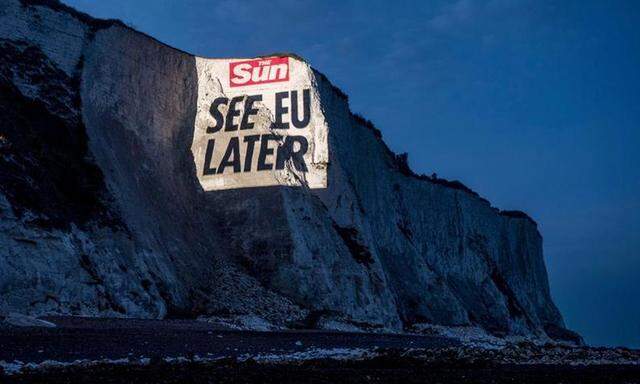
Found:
<box><xmin>62</xmin><ymin>0</ymin><xmax>639</xmax><ymax>348</ymax></box>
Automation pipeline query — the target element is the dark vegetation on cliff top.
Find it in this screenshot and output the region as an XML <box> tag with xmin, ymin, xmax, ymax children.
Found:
<box><xmin>19</xmin><ymin>0</ymin><xmax>126</xmax><ymax>33</ymax></box>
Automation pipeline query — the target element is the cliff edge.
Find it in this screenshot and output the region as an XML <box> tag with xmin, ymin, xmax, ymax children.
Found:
<box><xmin>0</xmin><ymin>0</ymin><xmax>580</xmax><ymax>344</ymax></box>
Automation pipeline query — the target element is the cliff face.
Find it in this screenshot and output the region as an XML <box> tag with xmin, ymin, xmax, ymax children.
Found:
<box><xmin>0</xmin><ymin>0</ymin><xmax>576</xmax><ymax>342</ymax></box>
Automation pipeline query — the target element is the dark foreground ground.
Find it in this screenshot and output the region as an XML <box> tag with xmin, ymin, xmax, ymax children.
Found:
<box><xmin>4</xmin><ymin>354</ymin><xmax>640</xmax><ymax>384</ymax></box>
<box><xmin>0</xmin><ymin>316</ymin><xmax>454</xmax><ymax>364</ymax></box>
<box><xmin>1</xmin><ymin>317</ymin><xmax>638</xmax><ymax>383</ymax></box>
<box><xmin>4</xmin><ymin>357</ymin><xmax>640</xmax><ymax>384</ymax></box>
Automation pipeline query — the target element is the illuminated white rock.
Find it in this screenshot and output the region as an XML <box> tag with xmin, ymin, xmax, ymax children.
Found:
<box><xmin>191</xmin><ymin>56</ymin><xmax>328</xmax><ymax>191</ymax></box>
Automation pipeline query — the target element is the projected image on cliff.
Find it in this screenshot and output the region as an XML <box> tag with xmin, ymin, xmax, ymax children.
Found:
<box><xmin>191</xmin><ymin>56</ymin><xmax>328</xmax><ymax>191</ymax></box>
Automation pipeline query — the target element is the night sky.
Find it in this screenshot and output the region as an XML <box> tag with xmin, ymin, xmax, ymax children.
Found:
<box><xmin>62</xmin><ymin>0</ymin><xmax>639</xmax><ymax>348</ymax></box>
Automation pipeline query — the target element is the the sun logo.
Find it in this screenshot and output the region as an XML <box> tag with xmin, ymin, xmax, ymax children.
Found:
<box><xmin>229</xmin><ymin>57</ymin><xmax>289</xmax><ymax>87</ymax></box>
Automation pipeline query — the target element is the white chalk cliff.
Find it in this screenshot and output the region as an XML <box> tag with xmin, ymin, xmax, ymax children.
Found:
<box><xmin>0</xmin><ymin>0</ymin><xmax>580</xmax><ymax>343</ymax></box>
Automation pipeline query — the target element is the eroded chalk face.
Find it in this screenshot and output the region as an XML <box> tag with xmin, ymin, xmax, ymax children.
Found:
<box><xmin>192</xmin><ymin>56</ymin><xmax>328</xmax><ymax>191</ymax></box>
